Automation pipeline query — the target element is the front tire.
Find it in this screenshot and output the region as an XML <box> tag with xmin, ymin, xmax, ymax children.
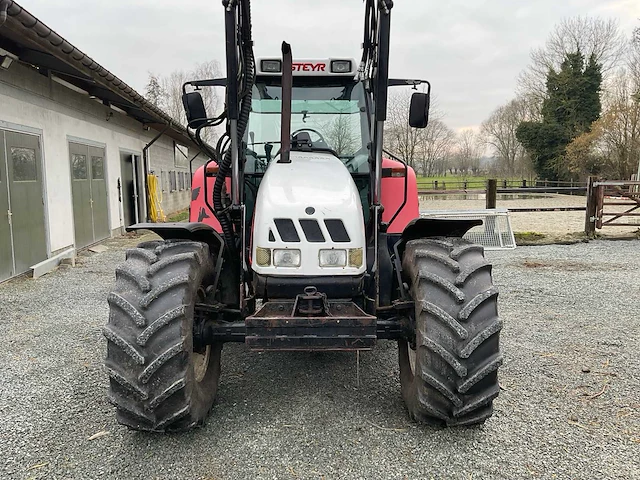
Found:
<box><xmin>104</xmin><ymin>239</ymin><xmax>221</xmax><ymax>432</ymax></box>
<box><xmin>399</xmin><ymin>237</ymin><xmax>502</xmax><ymax>426</ymax></box>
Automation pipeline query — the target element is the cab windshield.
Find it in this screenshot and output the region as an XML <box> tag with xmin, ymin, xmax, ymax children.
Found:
<box><xmin>245</xmin><ymin>79</ymin><xmax>370</xmax><ymax>173</ymax></box>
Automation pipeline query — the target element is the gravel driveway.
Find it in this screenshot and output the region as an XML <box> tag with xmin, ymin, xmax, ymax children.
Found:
<box><xmin>1</xmin><ymin>235</ymin><xmax>639</xmax><ymax>479</ymax></box>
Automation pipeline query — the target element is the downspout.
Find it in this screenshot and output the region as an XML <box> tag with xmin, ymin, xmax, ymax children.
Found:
<box><xmin>143</xmin><ymin>122</ymin><xmax>171</xmax><ymax>222</ymax></box>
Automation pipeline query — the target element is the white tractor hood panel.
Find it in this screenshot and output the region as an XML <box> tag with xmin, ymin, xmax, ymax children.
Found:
<box><xmin>252</xmin><ymin>151</ymin><xmax>366</xmax><ymax>277</ymax></box>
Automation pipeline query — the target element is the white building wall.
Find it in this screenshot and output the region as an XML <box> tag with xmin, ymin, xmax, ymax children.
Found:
<box><xmin>0</xmin><ymin>62</ymin><xmax>202</xmax><ymax>255</ymax></box>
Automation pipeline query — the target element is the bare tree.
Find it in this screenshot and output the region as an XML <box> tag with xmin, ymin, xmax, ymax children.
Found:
<box><xmin>517</xmin><ymin>16</ymin><xmax>626</xmax><ymax>102</ymax></box>
<box><xmin>417</xmin><ymin>118</ymin><xmax>456</xmax><ymax>176</ymax></box>
<box><xmin>145</xmin><ymin>60</ymin><xmax>223</xmax><ymax>143</ymax></box>
<box><xmin>384</xmin><ymin>91</ymin><xmax>423</xmax><ymax>169</ymax></box>
<box><xmin>481</xmin><ymin>98</ymin><xmax>529</xmax><ymax>176</ymax></box>
<box><xmin>323</xmin><ymin>115</ymin><xmax>360</xmax><ymax>157</ymax></box>
<box><xmin>384</xmin><ymin>89</ymin><xmax>457</xmax><ymax>177</ymax></box>
<box><xmin>629</xmin><ymin>25</ymin><xmax>640</xmax><ymax>95</ymax></box>
<box><xmin>160</xmin><ymin>70</ymin><xmax>190</xmax><ymax>124</ymax></box>
<box><xmin>453</xmin><ymin>129</ymin><xmax>483</xmax><ymax>175</ymax></box>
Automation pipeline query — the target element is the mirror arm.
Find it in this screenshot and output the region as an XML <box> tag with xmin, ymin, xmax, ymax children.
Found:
<box><xmin>388</xmin><ymin>79</ymin><xmax>431</xmax><ymax>93</ymax></box>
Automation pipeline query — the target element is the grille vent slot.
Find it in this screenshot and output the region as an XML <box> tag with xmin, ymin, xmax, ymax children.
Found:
<box><xmin>324</xmin><ymin>219</ymin><xmax>350</xmax><ymax>242</ymax></box>
<box><xmin>274</xmin><ymin>218</ymin><xmax>300</xmax><ymax>242</ymax></box>
<box><xmin>299</xmin><ymin>219</ymin><xmax>325</xmax><ymax>242</ymax></box>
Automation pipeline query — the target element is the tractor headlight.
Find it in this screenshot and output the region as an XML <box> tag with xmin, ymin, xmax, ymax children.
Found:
<box><xmin>330</xmin><ymin>60</ymin><xmax>352</xmax><ymax>73</ymax></box>
<box><xmin>273</xmin><ymin>249</ymin><xmax>301</xmax><ymax>268</ymax></box>
<box><xmin>319</xmin><ymin>249</ymin><xmax>347</xmax><ymax>268</ymax></box>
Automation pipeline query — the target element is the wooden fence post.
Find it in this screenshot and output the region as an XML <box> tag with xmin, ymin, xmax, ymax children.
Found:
<box><xmin>486</xmin><ymin>179</ymin><xmax>497</xmax><ymax>209</ymax></box>
<box><xmin>584</xmin><ymin>176</ymin><xmax>596</xmax><ymax>236</ymax></box>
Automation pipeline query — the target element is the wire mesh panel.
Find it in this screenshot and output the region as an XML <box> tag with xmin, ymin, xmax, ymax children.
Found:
<box><xmin>419</xmin><ymin>208</ymin><xmax>516</xmax><ymax>250</ymax></box>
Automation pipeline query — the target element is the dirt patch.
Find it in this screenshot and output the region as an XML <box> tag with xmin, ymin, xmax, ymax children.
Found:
<box><xmin>522</xmin><ymin>259</ymin><xmax>588</xmax><ymax>270</ymax></box>
<box><xmin>519</xmin><ymin>258</ymin><xmax>630</xmax><ymax>271</ymax></box>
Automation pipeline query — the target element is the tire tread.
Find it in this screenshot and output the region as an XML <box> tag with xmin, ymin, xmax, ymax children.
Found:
<box><xmin>104</xmin><ymin>240</ymin><xmax>220</xmax><ymax>432</ymax></box>
<box><xmin>400</xmin><ymin>237</ymin><xmax>502</xmax><ymax>427</ymax></box>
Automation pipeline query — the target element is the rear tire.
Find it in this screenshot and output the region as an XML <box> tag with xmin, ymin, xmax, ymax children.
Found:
<box><xmin>399</xmin><ymin>237</ymin><xmax>502</xmax><ymax>426</ymax></box>
<box><xmin>104</xmin><ymin>239</ymin><xmax>221</xmax><ymax>432</ymax></box>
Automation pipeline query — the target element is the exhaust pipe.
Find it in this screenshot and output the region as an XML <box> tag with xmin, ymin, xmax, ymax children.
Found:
<box><xmin>278</xmin><ymin>41</ymin><xmax>293</xmax><ymax>163</ymax></box>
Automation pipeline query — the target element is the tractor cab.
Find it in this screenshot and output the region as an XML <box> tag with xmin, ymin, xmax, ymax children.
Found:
<box><xmin>245</xmin><ymin>58</ymin><xmax>370</xmax><ymax>174</ymax></box>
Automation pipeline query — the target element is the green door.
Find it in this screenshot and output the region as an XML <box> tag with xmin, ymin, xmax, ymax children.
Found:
<box><xmin>89</xmin><ymin>146</ymin><xmax>109</xmax><ymax>241</ymax></box>
<box><xmin>71</xmin><ymin>143</ymin><xmax>110</xmax><ymax>248</ymax></box>
<box><xmin>5</xmin><ymin>131</ymin><xmax>47</xmax><ymax>275</ymax></box>
<box><xmin>0</xmin><ymin>131</ymin><xmax>13</xmax><ymax>281</ymax></box>
<box><xmin>70</xmin><ymin>142</ymin><xmax>93</xmax><ymax>248</ymax></box>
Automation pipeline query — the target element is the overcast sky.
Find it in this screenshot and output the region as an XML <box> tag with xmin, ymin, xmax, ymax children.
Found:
<box><xmin>18</xmin><ymin>0</ymin><xmax>640</xmax><ymax>131</ymax></box>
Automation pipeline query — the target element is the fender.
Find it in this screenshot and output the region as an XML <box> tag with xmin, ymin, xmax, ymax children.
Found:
<box><xmin>400</xmin><ymin>217</ymin><xmax>481</xmax><ymax>244</ymax></box>
<box><xmin>385</xmin><ymin>217</ymin><xmax>483</xmax><ymax>303</ymax></box>
<box><xmin>126</xmin><ymin>222</ymin><xmax>224</xmax><ymax>254</ymax></box>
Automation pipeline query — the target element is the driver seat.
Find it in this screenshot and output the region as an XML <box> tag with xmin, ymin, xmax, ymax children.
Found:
<box><xmin>292</xmin><ymin>131</ymin><xmax>313</xmax><ymax>150</ymax></box>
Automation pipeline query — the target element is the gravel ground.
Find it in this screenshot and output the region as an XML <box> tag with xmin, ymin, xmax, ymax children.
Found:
<box><xmin>1</xmin><ymin>234</ymin><xmax>639</xmax><ymax>479</ymax></box>
<box><xmin>420</xmin><ymin>193</ymin><xmax>640</xmax><ymax>236</ymax></box>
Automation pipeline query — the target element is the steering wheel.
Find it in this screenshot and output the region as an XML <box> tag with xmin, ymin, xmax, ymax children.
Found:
<box><xmin>291</xmin><ymin>128</ymin><xmax>329</xmax><ymax>146</ymax></box>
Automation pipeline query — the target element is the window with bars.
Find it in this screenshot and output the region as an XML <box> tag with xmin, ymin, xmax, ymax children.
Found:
<box><xmin>169</xmin><ymin>171</ymin><xmax>177</xmax><ymax>192</ymax></box>
<box><xmin>161</xmin><ymin>171</ymin><xmax>167</xmax><ymax>192</ymax></box>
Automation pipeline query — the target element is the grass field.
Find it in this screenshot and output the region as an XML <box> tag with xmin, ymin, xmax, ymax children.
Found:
<box><xmin>416</xmin><ymin>175</ymin><xmax>529</xmax><ymax>188</ymax></box>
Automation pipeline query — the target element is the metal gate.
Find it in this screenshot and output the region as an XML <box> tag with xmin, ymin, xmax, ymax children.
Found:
<box><xmin>0</xmin><ymin>129</ymin><xmax>47</xmax><ymax>281</ymax></box>
<box><xmin>69</xmin><ymin>142</ymin><xmax>109</xmax><ymax>249</ymax></box>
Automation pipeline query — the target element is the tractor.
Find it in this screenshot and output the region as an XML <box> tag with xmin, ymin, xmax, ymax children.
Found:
<box><xmin>104</xmin><ymin>0</ymin><xmax>502</xmax><ymax>432</ymax></box>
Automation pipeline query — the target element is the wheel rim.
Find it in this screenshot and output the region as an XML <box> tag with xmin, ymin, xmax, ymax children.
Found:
<box><xmin>408</xmin><ymin>345</ymin><xmax>417</xmax><ymax>376</ymax></box>
<box><xmin>193</xmin><ymin>346</ymin><xmax>211</xmax><ymax>383</ymax></box>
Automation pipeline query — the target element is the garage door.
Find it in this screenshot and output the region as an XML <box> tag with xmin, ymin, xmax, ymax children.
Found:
<box><xmin>0</xmin><ymin>130</ymin><xmax>47</xmax><ymax>282</ymax></box>
<box><xmin>70</xmin><ymin>142</ymin><xmax>109</xmax><ymax>249</ymax></box>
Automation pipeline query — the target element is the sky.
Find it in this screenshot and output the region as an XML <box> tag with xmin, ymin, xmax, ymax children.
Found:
<box><xmin>16</xmin><ymin>0</ymin><xmax>640</xmax><ymax>131</ymax></box>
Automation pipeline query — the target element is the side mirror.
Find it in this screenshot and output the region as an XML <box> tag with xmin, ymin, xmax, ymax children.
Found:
<box><xmin>182</xmin><ymin>91</ymin><xmax>208</xmax><ymax>129</ymax></box>
<box><xmin>409</xmin><ymin>92</ymin><xmax>430</xmax><ymax>128</ymax></box>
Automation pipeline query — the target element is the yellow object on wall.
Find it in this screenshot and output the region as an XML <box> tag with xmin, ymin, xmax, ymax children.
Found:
<box><xmin>147</xmin><ymin>174</ymin><xmax>166</xmax><ymax>223</ymax></box>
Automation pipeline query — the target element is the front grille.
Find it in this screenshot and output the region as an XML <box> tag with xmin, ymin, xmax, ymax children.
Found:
<box><xmin>324</xmin><ymin>219</ymin><xmax>350</xmax><ymax>242</ymax></box>
<box><xmin>274</xmin><ymin>218</ymin><xmax>300</xmax><ymax>242</ymax></box>
<box><xmin>299</xmin><ymin>219</ymin><xmax>325</xmax><ymax>242</ymax></box>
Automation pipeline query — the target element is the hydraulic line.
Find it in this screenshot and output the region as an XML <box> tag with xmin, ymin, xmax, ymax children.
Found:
<box><xmin>214</xmin><ymin>0</ymin><xmax>254</xmax><ymax>254</ymax></box>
